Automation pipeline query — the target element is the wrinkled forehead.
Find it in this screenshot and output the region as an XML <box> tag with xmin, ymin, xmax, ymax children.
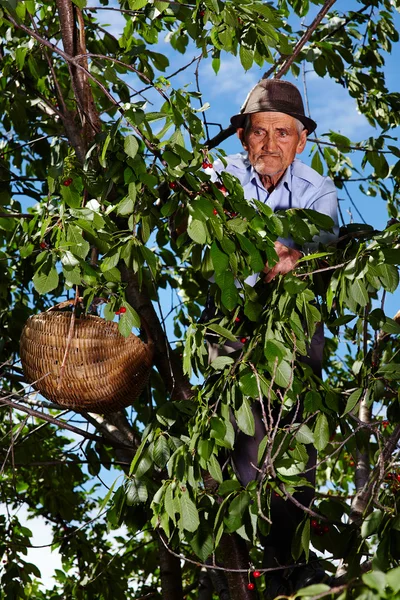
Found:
<box><xmin>248</xmin><ymin>111</ymin><xmax>298</xmax><ymax>129</ymax></box>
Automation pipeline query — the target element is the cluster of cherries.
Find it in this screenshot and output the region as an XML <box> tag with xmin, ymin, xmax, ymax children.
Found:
<box><xmin>63</xmin><ymin>178</ymin><xmax>73</xmax><ymax>187</ymax></box>
<box><xmin>247</xmin><ymin>570</ymin><xmax>262</xmax><ymax>590</ymax></box>
<box><xmin>202</xmin><ymin>160</ymin><xmax>213</xmax><ymax>169</ymax></box>
<box><xmin>385</xmin><ymin>472</ymin><xmax>400</xmax><ymax>482</ymax></box>
<box><xmin>311</xmin><ymin>518</ymin><xmax>330</xmax><ymax>536</ymax></box>
<box><xmin>115</xmin><ymin>307</ymin><xmax>126</xmax><ymax>316</ymax></box>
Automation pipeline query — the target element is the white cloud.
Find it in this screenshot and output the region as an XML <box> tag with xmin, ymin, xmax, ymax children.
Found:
<box><xmin>200</xmin><ymin>57</ymin><xmax>261</xmax><ymax>116</ymax></box>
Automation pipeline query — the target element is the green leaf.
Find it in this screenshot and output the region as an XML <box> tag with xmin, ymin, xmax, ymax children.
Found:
<box><xmin>239</xmin><ymin>372</ymin><xmax>259</xmax><ymax>398</ymax></box>
<box><xmin>239</xmin><ymin>45</ymin><xmax>253</xmax><ymax>71</ymax></box>
<box><xmin>295</xmin><ymin>583</ymin><xmax>331</xmax><ymax>597</ymax></box>
<box><xmin>387</xmin><ymin>566</ymin><xmax>400</xmax><ymax>593</ymax></box>
<box><xmin>100</xmin><ymin>132</ymin><xmax>111</xmax><ymax>167</ymax></box>
<box><xmin>311</xmin><ymin>150</ymin><xmax>324</xmax><ymax>175</ymax></box>
<box><xmin>329</xmin><ymin>132</ymin><xmax>351</xmax><ymax>152</ymax></box>
<box><xmin>207</xmin><ymin>454</ymin><xmax>223</xmax><ymax>484</ymax></box>
<box><xmin>341</xmin><ymin>388</ymin><xmax>363</xmax><ymax>416</ymax></box>
<box><xmin>117</xmin><ymin>195</ymin><xmax>134</xmax><ymax>216</ymax></box>
<box><xmin>33</xmin><ymin>264</ymin><xmax>59</xmax><ymax>295</ymax></box>
<box><xmin>207</xmin><ymin>323</ymin><xmax>238</xmax><ymax>343</ymax></box>
<box><xmin>124</xmin><ymin>135</ymin><xmax>139</xmax><ymax>158</ymax></box>
<box><xmin>350</xmin><ymin>278</ymin><xmax>369</xmax><ymax>307</ymax></box>
<box><xmin>187</xmin><ymin>218</ymin><xmax>207</xmax><ymax>244</ymax></box>
<box><xmin>218</xmin><ymin>480</ymin><xmax>241</xmax><ymax>496</ymax></box>
<box><xmin>294</xmin><ymin>424</ymin><xmax>314</xmax><ymax>444</ymax></box>
<box><xmin>67</xmin><ymin>225</ymin><xmax>90</xmax><ymax>259</ymax></box>
<box><xmin>179</xmin><ymin>491</ymin><xmax>200</xmax><ymax>532</ymax></box>
<box><xmin>215</xmin><ymin>271</ymin><xmax>239</xmax><ymax>310</ymax></box>
<box><xmin>210</xmin><ymin>356</ymin><xmax>234</xmax><ymax>370</ymax></box>
<box><xmin>126</xmin><ymin>478</ymin><xmax>148</xmax><ymax>505</ymax></box>
<box><xmin>274</xmin><ymin>360</ymin><xmax>293</xmax><ymax>388</ymax></box>
<box><xmin>164</xmin><ymin>484</ymin><xmax>176</xmax><ymax>523</ymax></box>
<box><xmin>235</xmin><ymin>397</ymin><xmax>255</xmax><ymax>436</ymax></box>
<box><xmin>118</xmin><ymin>303</ymin><xmax>141</xmax><ymax>337</ymax></box>
<box><xmin>377</xmin><ymin>263</ymin><xmax>399</xmax><ymax>293</ymax></box>
<box><xmin>301</xmin><ymin>518</ymin><xmax>310</xmax><ymax>561</ymax></box>
<box><xmin>210</xmin><ymin>241</ymin><xmax>229</xmax><ymax>274</ymax></box>
<box><xmin>361</xmin><ymin>510</ymin><xmax>383</xmax><ymax>539</ymax></box>
<box><xmin>314</xmin><ymin>413</ymin><xmax>329</xmax><ymax>451</ymax></box>
<box><xmin>362</xmin><ymin>570</ymin><xmax>386</xmax><ymax>593</ymax></box>
<box><xmin>154</xmin><ymin>435</ymin><xmax>170</xmax><ymax>468</ymax></box>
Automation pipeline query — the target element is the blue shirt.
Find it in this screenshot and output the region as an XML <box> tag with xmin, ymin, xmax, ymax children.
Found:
<box><xmin>211</xmin><ymin>153</ymin><xmax>339</xmax><ymax>248</ymax></box>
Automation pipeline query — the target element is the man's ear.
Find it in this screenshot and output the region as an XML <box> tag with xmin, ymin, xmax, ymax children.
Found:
<box><xmin>296</xmin><ymin>129</ymin><xmax>308</xmax><ymax>155</ymax></box>
<box><xmin>236</xmin><ymin>128</ymin><xmax>248</xmax><ymax>151</ymax></box>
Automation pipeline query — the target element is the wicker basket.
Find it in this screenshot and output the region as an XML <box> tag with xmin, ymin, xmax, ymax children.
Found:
<box><xmin>20</xmin><ymin>310</ymin><xmax>153</xmax><ymax>413</ymax></box>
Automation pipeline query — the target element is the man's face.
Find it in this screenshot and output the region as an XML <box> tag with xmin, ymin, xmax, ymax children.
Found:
<box><xmin>237</xmin><ymin>112</ymin><xmax>307</xmax><ymax>185</ymax></box>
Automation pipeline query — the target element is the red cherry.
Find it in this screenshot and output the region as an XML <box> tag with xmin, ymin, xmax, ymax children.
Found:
<box><xmin>396</xmin><ymin>474</ymin><xmax>400</xmax><ymax>483</ymax></box>
<box><xmin>119</xmin><ymin>307</ymin><xmax>127</xmax><ymax>314</ymax></box>
<box><xmin>213</xmin><ymin>208</ymin><xmax>218</xmax><ymax>215</ymax></box>
<box><xmin>115</xmin><ymin>309</ymin><xmax>121</xmax><ymax>315</ymax></box>
<box><xmin>382</xmin><ymin>420</ymin><xmax>389</xmax><ymax>429</ymax></box>
<box><xmin>235</xmin><ymin>317</ymin><xmax>240</xmax><ymax>323</ymax></box>
<box><xmin>247</xmin><ymin>583</ymin><xmax>255</xmax><ymax>590</ymax></box>
<box><xmin>63</xmin><ymin>178</ymin><xmax>73</xmax><ymax>186</ymax></box>
<box><xmin>169</xmin><ymin>181</ymin><xmax>177</xmax><ymax>189</ymax></box>
<box><xmin>349</xmin><ymin>460</ymin><xmax>355</xmax><ymax>467</ymax></box>
<box><xmin>311</xmin><ymin>519</ymin><xmax>319</xmax><ymax>529</ymax></box>
<box><xmin>40</xmin><ymin>241</ymin><xmax>47</xmax><ymax>249</ymax></box>
<box><xmin>386</xmin><ymin>472</ymin><xmax>394</xmax><ymax>480</ymax></box>
<box><xmin>199</xmin><ymin>9</ymin><xmax>205</xmax><ymax>16</ymax></box>
<box><xmin>323</xmin><ymin>525</ymin><xmax>330</xmax><ymax>534</ymax></box>
<box><xmin>240</xmin><ymin>337</ymin><xmax>247</xmax><ymax>344</ymax></box>
<box><xmin>253</xmin><ymin>570</ymin><xmax>261</xmax><ymax>578</ymax></box>
<box><xmin>202</xmin><ymin>161</ymin><xmax>212</xmax><ymax>169</ymax></box>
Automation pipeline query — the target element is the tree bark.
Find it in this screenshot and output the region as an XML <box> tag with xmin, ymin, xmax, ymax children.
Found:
<box><xmin>217</xmin><ymin>535</ymin><xmax>254</xmax><ymax>600</ymax></box>
<box><xmin>158</xmin><ymin>534</ymin><xmax>184</xmax><ymax>600</ymax></box>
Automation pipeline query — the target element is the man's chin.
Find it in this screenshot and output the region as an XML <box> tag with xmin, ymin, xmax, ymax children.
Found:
<box><xmin>254</xmin><ymin>163</ymin><xmax>285</xmax><ymax>178</ymax></box>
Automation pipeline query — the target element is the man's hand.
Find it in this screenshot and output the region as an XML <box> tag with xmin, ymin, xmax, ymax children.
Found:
<box><xmin>263</xmin><ymin>241</ymin><xmax>302</xmax><ymax>283</ymax></box>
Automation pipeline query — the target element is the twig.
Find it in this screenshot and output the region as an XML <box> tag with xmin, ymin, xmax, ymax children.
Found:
<box><xmin>274</xmin><ymin>0</ymin><xmax>338</xmax><ymax>78</ymax></box>
<box><xmin>0</xmin><ymin>396</ymin><xmax>114</xmax><ymax>446</ymax></box>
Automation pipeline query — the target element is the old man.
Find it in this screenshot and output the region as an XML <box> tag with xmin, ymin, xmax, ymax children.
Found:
<box><xmin>209</xmin><ymin>79</ymin><xmax>338</xmax><ymax>598</ymax></box>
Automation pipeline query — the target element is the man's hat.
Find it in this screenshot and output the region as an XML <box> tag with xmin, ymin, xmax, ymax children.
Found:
<box><xmin>230</xmin><ymin>79</ymin><xmax>317</xmax><ymax>134</ymax></box>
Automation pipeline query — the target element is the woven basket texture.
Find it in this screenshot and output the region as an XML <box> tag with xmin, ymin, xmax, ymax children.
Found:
<box><xmin>20</xmin><ymin>311</ymin><xmax>153</xmax><ymax>413</ymax></box>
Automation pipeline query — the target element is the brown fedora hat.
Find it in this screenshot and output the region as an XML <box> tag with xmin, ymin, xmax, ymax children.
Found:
<box><xmin>230</xmin><ymin>79</ymin><xmax>317</xmax><ymax>134</ymax></box>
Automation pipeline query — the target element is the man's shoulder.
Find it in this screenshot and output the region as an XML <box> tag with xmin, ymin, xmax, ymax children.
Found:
<box><xmin>291</xmin><ymin>159</ymin><xmax>335</xmax><ymax>191</ymax></box>
<box><xmin>213</xmin><ymin>152</ymin><xmax>249</xmax><ymax>174</ymax></box>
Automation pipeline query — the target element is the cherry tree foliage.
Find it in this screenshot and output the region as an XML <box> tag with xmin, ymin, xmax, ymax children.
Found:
<box><xmin>1</xmin><ymin>0</ymin><xmax>400</xmax><ymax>599</ymax></box>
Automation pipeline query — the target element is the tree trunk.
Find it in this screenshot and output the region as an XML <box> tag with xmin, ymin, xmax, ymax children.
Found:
<box><xmin>158</xmin><ymin>534</ymin><xmax>184</xmax><ymax>600</ymax></box>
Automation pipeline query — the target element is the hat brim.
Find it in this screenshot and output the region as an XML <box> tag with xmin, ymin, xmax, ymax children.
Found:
<box><xmin>230</xmin><ymin>109</ymin><xmax>317</xmax><ymax>135</ymax></box>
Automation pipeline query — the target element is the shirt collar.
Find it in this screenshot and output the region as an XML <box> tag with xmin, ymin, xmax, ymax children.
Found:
<box><xmin>247</xmin><ymin>158</ymin><xmax>293</xmax><ymax>196</ymax></box>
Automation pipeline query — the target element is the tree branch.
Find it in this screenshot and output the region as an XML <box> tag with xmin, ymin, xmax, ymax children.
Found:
<box><xmin>274</xmin><ymin>0</ymin><xmax>338</xmax><ymax>79</ymax></box>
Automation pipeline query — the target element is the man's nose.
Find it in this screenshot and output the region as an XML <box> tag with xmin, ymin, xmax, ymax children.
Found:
<box><xmin>261</xmin><ymin>133</ymin><xmax>278</xmax><ymax>151</ymax></box>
